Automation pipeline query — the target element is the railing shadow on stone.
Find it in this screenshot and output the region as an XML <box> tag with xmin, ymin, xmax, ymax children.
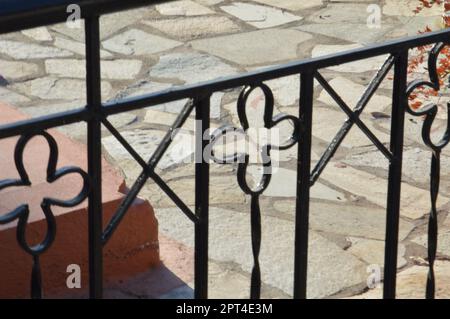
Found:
<box><xmin>0</xmin><ymin>0</ymin><xmax>449</xmax><ymax>299</ymax></box>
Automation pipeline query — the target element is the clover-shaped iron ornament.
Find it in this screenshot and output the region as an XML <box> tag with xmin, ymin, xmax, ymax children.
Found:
<box><xmin>406</xmin><ymin>42</ymin><xmax>450</xmax><ymax>299</ymax></box>
<box><xmin>210</xmin><ymin>83</ymin><xmax>300</xmax><ymax>299</ymax></box>
<box><xmin>0</xmin><ymin>131</ymin><xmax>90</xmax><ymax>299</ymax></box>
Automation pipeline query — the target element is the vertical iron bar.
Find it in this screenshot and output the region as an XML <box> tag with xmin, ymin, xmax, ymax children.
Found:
<box><xmin>85</xmin><ymin>16</ymin><xmax>103</xmax><ymax>299</ymax></box>
<box><xmin>194</xmin><ymin>94</ymin><xmax>211</xmax><ymax>299</ymax></box>
<box><xmin>293</xmin><ymin>71</ymin><xmax>314</xmax><ymax>299</ymax></box>
<box><xmin>383</xmin><ymin>51</ymin><xmax>408</xmax><ymax>299</ymax></box>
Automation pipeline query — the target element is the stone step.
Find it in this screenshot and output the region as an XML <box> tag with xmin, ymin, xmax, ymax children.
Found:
<box><xmin>0</xmin><ymin>102</ymin><xmax>159</xmax><ymax>298</ymax></box>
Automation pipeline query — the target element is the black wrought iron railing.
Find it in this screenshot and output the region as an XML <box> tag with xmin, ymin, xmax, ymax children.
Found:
<box><xmin>0</xmin><ymin>0</ymin><xmax>449</xmax><ymax>299</ymax></box>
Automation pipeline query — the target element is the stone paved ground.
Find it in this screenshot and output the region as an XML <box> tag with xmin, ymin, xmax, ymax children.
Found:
<box><xmin>2</xmin><ymin>0</ymin><xmax>450</xmax><ymax>298</ymax></box>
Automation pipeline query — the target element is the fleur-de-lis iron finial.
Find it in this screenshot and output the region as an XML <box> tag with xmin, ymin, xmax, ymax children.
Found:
<box><xmin>0</xmin><ymin>131</ymin><xmax>90</xmax><ymax>299</ymax></box>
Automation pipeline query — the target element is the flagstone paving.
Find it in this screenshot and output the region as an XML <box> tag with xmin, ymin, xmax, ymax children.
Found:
<box><xmin>1</xmin><ymin>0</ymin><xmax>449</xmax><ymax>299</ymax></box>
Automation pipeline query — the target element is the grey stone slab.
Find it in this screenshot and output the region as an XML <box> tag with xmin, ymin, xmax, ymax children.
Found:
<box><xmin>0</xmin><ymin>40</ymin><xmax>73</xmax><ymax>59</ymax></box>
<box><xmin>103</xmin><ymin>29</ymin><xmax>182</xmax><ymax>56</ymax></box>
<box><xmin>149</xmin><ymin>52</ymin><xmax>238</xmax><ymax>84</ymax></box>
<box><xmin>321</xmin><ymin>164</ymin><xmax>449</xmax><ymax>220</ymax></box>
<box><xmin>144</xmin><ymin>16</ymin><xmax>240</xmax><ymax>41</ymax></box>
<box><xmin>273</xmin><ymin>201</ymin><xmax>415</xmax><ymax>241</ymax></box>
<box><xmin>102</xmin><ymin>129</ymin><xmax>195</xmax><ymax>170</ymax></box>
<box><xmin>156</xmin><ymin>206</ymin><xmax>368</xmax><ymax>298</ymax></box>
<box><xmin>45</xmin><ymin>59</ymin><xmax>142</xmax><ymax>80</ymax></box>
<box><xmin>252</xmin><ymin>0</ymin><xmax>323</xmax><ymax>11</ymax></box>
<box><xmin>220</xmin><ymin>2</ymin><xmax>302</xmax><ymax>29</ymax></box>
<box><xmin>312</xmin><ymin>44</ymin><xmax>389</xmax><ymax>73</ymax></box>
<box><xmin>0</xmin><ymin>60</ymin><xmax>39</xmax><ymax>80</ymax></box>
<box><xmin>190</xmin><ymin>29</ymin><xmax>313</xmax><ymax>66</ymax></box>
<box><xmin>248</xmin><ymin>166</ymin><xmax>346</xmax><ymax>202</ymax></box>
<box><xmin>13</xmin><ymin>77</ymin><xmax>112</xmax><ymax>100</ymax></box>
<box><xmin>0</xmin><ymin>87</ymin><xmax>30</xmax><ymax>105</ymax></box>
<box><xmin>156</xmin><ymin>0</ymin><xmax>214</xmax><ymax>16</ymax></box>
<box><xmin>297</xmin><ymin>23</ymin><xmax>392</xmax><ymax>45</ymax></box>
<box><xmin>348</xmin><ymin>238</ymin><xmax>407</xmax><ymax>268</ymax></box>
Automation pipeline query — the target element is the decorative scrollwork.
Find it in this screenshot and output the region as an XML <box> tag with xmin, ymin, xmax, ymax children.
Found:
<box><xmin>0</xmin><ymin>131</ymin><xmax>90</xmax><ymax>299</ymax></box>
<box><xmin>406</xmin><ymin>42</ymin><xmax>450</xmax><ymax>299</ymax></box>
<box><xmin>210</xmin><ymin>83</ymin><xmax>300</xmax><ymax>299</ymax></box>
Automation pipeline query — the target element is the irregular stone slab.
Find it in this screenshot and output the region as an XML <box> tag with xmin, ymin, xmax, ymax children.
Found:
<box><xmin>51</xmin><ymin>7</ymin><xmax>155</xmax><ymax>41</ymax></box>
<box><xmin>103</xmin><ymin>29</ymin><xmax>182</xmax><ymax>56</ymax></box>
<box><xmin>348</xmin><ymin>238</ymin><xmax>407</xmax><ymax>268</ymax></box>
<box><xmin>413</xmin><ymin>231</ymin><xmax>450</xmax><ymax>257</ymax></box>
<box><xmin>45</xmin><ymin>59</ymin><xmax>142</xmax><ymax>80</ymax></box>
<box><xmin>143</xmin><ymin>92</ymin><xmax>223</xmax><ymax>120</ymax></box>
<box><xmin>248</xmin><ymin>166</ymin><xmax>346</xmax><ymax>202</ymax></box>
<box><xmin>13</xmin><ymin>77</ymin><xmax>112</xmax><ymax>100</ymax></box>
<box><xmin>309</xmin><ymin>107</ymin><xmax>391</xmax><ymax>147</ymax></box>
<box><xmin>22</xmin><ymin>27</ymin><xmax>52</xmax><ymax>41</ymax></box>
<box><xmin>0</xmin><ymin>87</ymin><xmax>30</xmax><ymax>105</ymax></box>
<box><xmin>352</xmin><ymin>261</ymin><xmax>450</xmax><ymax>299</ymax></box>
<box><xmin>318</xmin><ymin>77</ymin><xmax>391</xmax><ymax>113</ymax></box>
<box><xmin>0</xmin><ymin>59</ymin><xmax>39</xmax><ymax>80</ymax></box>
<box><xmin>297</xmin><ymin>23</ymin><xmax>391</xmax><ymax>45</ymax></box>
<box><xmin>343</xmin><ymin>147</ymin><xmax>450</xmax><ymax>184</ymax></box>
<box><xmin>220</xmin><ymin>3</ymin><xmax>302</xmax><ymax>29</ymax></box>
<box><xmin>102</xmin><ymin>129</ymin><xmax>195</xmax><ymax>170</ymax></box>
<box><xmin>21</xmin><ymin>100</ymin><xmax>136</xmax><ymax>139</ymax></box>
<box><xmin>383</xmin><ymin>0</ymin><xmax>443</xmax><ymax>17</ymax></box>
<box><xmin>139</xmin><ymin>173</ymin><xmax>247</xmax><ymax>207</ymax></box>
<box><xmin>273</xmin><ymin>200</ymin><xmax>414</xmax><ymax>241</ymax></box>
<box><xmin>114</xmin><ymin>81</ymin><xmax>190</xmax><ymax>115</ymax></box>
<box><xmin>312</xmin><ymin>44</ymin><xmax>389</xmax><ymax>73</ymax></box>
<box><xmin>156</xmin><ymin>0</ymin><xmax>214</xmax><ymax>16</ymax></box>
<box><xmin>244</xmin><ymin>67</ymin><xmax>301</xmax><ymax>107</ymax></box>
<box><xmin>54</xmin><ymin>37</ymin><xmax>113</xmax><ymax>58</ymax></box>
<box><xmin>394</xmin><ymin>16</ymin><xmax>442</xmax><ymax>38</ymax></box>
<box><xmin>156</xmin><ymin>206</ymin><xmax>367</xmax><ymax>298</ymax></box>
<box><xmin>149</xmin><ymin>52</ymin><xmax>238</xmax><ymax>84</ymax></box>
<box><xmin>116</xmin><ymin>80</ymin><xmax>223</xmax><ymax>118</ymax></box>
<box><xmin>252</xmin><ymin>0</ymin><xmax>323</xmax><ymax>11</ymax></box>
<box><xmin>321</xmin><ymin>164</ymin><xmax>450</xmax><ymax>220</ymax></box>
<box><xmin>144</xmin><ymin>16</ymin><xmax>240</xmax><ymax>41</ymax></box>
<box><xmin>0</xmin><ymin>40</ymin><xmax>72</xmax><ymax>59</ymax></box>
<box><xmin>190</xmin><ymin>29</ymin><xmax>313</xmax><ymax>66</ymax></box>
<box><xmin>308</xmin><ymin>4</ymin><xmax>374</xmax><ymax>24</ymax></box>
